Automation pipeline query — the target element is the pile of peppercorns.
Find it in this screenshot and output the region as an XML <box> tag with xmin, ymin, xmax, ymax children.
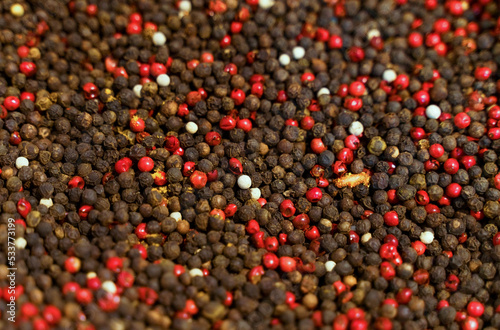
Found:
<box><xmin>0</xmin><ymin>0</ymin><xmax>499</xmax><ymax>329</ymax></box>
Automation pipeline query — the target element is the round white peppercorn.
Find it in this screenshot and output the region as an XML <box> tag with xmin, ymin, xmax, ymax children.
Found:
<box><xmin>185</xmin><ymin>122</ymin><xmax>198</xmax><ymax>134</ymax></box>
<box><xmin>382</xmin><ymin>69</ymin><xmax>397</xmax><ymax>83</ymax></box>
<box><xmin>349</xmin><ymin>121</ymin><xmax>364</xmax><ymax>136</ymax></box>
<box><xmin>237</xmin><ymin>175</ymin><xmax>252</xmax><ymax>190</ymax></box>
<box><xmin>16</xmin><ymin>157</ymin><xmax>29</xmax><ymax>169</ymax></box>
<box><xmin>152</xmin><ymin>32</ymin><xmax>166</xmax><ymax>46</ymax></box>
<box><xmin>420</xmin><ymin>231</ymin><xmax>435</xmax><ymax>244</ymax></box>
<box><xmin>292</xmin><ymin>46</ymin><xmax>305</xmax><ymax>60</ymax></box>
<box><xmin>425</xmin><ymin>105</ymin><xmax>442</xmax><ymax>119</ymax></box>
<box><xmin>157</xmin><ymin>74</ymin><xmax>170</xmax><ymax>87</ymax></box>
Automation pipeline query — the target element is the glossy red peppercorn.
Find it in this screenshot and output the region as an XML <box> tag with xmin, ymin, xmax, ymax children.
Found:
<box><xmin>446</xmin><ymin>183</ymin><xmax>462</xmax><ymax>198</ymax></box>
<box><xmin>205</xmin><ymin>131</ymin><xmax>222</xmax><ymax>146</ymax></box>
<box><xmin>348</xmin><ymin>82</ymin><xmax>365</xmax><ymax>97</ymax></box>
<box><xmin>292</xmin><ymin>213</ymin><xmax>310</xmax><ymax>230</ymax></box>
<box><xmin>78</xmin><ymin>205</ymin><xmax>93</xmax><ymax>220</ymax></box>
<box><xmin>231</xmin><ymin>89</ymin><xmax>246</xmax><ymax>105</ymax></box>
<box><xmin>454</xmin><ymin>112</ymin><xmax>471</xmax><ymax>129</ymax></box>
<box><xmin>380</xmin><ymin>261</ymin><xmax>396</xmax><ymax>280</ymax></box>
<box><xmin>43</xmin><ymin>305</ymin><xmax>62</xmax><ymax>325</ymax></box>
<box><xmin>68</xmin><ymin>176</ymin><xmax>85</xmax><ymax>189</ymax></box>
<box><xmin>64</xmin><ymin>256</ymin><xmax>81</xmax><ymax>274</ymax></box>
<box><xmin>300</xmin><ymin>116</ymin><xmax>315</xmax><ymax>130</ymax></box>
<box><xmin>467</xmin><ymin>301</ymin><xmax>484</xmax><ymax>317</ymax></box>
<box><xmin>245</xmin><ymin>220</ymin><xmax>260</xmax><ymax>234</ymax></box>
<box><xmin>306</xmin><ymin>187</ymin><xmax>322</xmax><ymax>203</ymax></box>
<box><xmin>190</xmin><ymin>171</ymin><xmax>207</xmax><ymax>189</ymax></box>
<box><xmin>263</xmin><ymin>252</ymin><xmax>279</xmax><ymax>269</ymax></box>
<box><xmin>17</xmin><ymin>198</ymin><xmax>31</xmax><ymax>219</ymax></box>
<box><xmin>4</xmin><ymin>96</ymin><xmax>20</xmax><ymax>111</ymax></box>
<box><xmin>408</xmin><ymin>32</ymin><xmax>423</xmax><ymax>48</ymax></box>
<box><xmin>337</xmin><ymin>148</ymin><xmax>354</xmax><ymax>164</ymax></box>
<box><xmin>228</xmin><ymin>158</ymin><xmax>243</xmax><ymax>175</ymax></box>
<box><xmin>106</xmin><ymin>257</ymin><xmax>123</xmax><ymax>272</ymax></box>
<box><xmin>493</xmin><ymin>233</ymin><xmax>500</xmax><ymax>246</ymax></box>
<box><xmin>248</xmin><ymin>265</ymin><xmax>264</xmax><ymax>284</ymax></box>
<box><xmin>396</xmin><ymin>288</ymin><xmax>413</xmax><ymax>304</ymax></box>
<box><xmin>328</xmin><ymin>34</ymin><xmax>343</xmax><ymax>49</ymax></box>
<box><xmin>475</xmin><ymin>67</ymin><xmax>492</xmax><ymax>81</ymax></box>
<box><xmin>344</xmin><ymin>97</ymin><xmax>363</xmax><ymax>111</ymax></box>
<box><xmin>280</xmin><ymin>199</ymin><xmax>296</xmax><ymax>218</ymax></box>
<box><xmin>429</xmin><ymin>144</ymin><xmax>444</xmax><ymax>158</ymax></box>
<box><xmin>461</xmin><ymin>156</ymin><xmax>476</xmax><ymax>170</ymax></box>
<box><xmin>413</xmin><ymin>90</ymin><xmax>430</xmax><ymax>106</ymax></box>
<box><xmin>220</xmin><ymin>115</ymin><xmax>237</xmax><ymax>130</ymax></box>
<box><xmin>75</xmin><ymin>288</ymin><xmax>93</xmax><ymax>305</ymax></box>
<box><xmin>462</xmin><ymin>316</ymin><xmax>479</xmax><ymax>330</ymax></box>
<box><xmin>279</xmin><ymin>256</ymin><xmax>297</xmax><ymax>272</ymax></box>
<box><xmin>19</xmin><ymin>62</ymin><xmax>37</xmax><ymax>77</ymax></box>
<box><xmin>130</xmin><ymin>116</ymin><xmax>145</xmax><ymax>132</ymax></box>
<box><xmin>236</xmin><ymin>118</ymin><xmax>252</xmax><ymax>132</ymax></box>
<box><xmin>305</xmin><ymin>226</ymin><xmax>320</xmax><ymax>240</ymax></box>
<box><xmin>82</xmin><ymin>82</ymin><xmax>99</xmax><ymax>100</ymax></box>
<box><xmin>383</xmin><ymin>211</ymin><xmax>399</xmax><ymax>226</ymax></box>
<box><xmin>437</xmin><ymin>300</ymin><xmax>449</xmax><ymax>311</ymax></box>
<box><xmin>415</xmin><ymin>190</ymin><xmax>429</xmax><ymax>205</ymax></box>
<box><xmin>412</xmin><ymin>241</ymin><xmax>426</xmax><ymax>255</ymax></box>
<box><xmin>137</xmin><ymin>157</ymin><xmax>154</xmax><ymax>172</ymax></box>
<box><xmin>311</xmin><ymin>138</ymin><xmax>327</xmax><ymax>154</ymax></box>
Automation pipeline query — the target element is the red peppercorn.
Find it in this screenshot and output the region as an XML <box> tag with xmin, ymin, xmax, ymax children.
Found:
<box><xmin>275</xmin><ymin>90</ymin><xmax>287</xmax><ymax>103</ymax></box>
<box><xmin>279</xmin><ymin>256</ymin><xmax>297</xmax><ymax>272</ymax></box>
<box><xmin>415</xmin><ymin>190</ymin><xmax>430</xmax><ymax>206</ymax></box>
<box><xmin>280</xmin><ymin>200</ymin><xmax>296</xmax><ymax>218</ymax></box>
<box><xmin>493</xmin><ymin>233</ymin><xmax>500</xmax><ymax>246</ymax></box>
<box><xmin>4</xmin><ymin>96</ymin><xmax>20</xmax><ymax>111</ymax></box>
<box><xmin>228</xmin><ymin>158</ymin><xmax>243</xmax><ymax>175</ymax></box>
<box><xmin>106</xmin><ymin>257</ymin><xmax>123</xmax><ymax>272</ymax></box>
<box><xmin>311</xmin><ymin>138</ymin><xmax>327</xmax><ymax>154</ymax></box>
<box><xmin>220</xmin><ymin>35</ymin><xmax>231</xmax><ymax>48</ymax></box>
<box><xmin>248</xmin><ymin>265</ymin><xmax>264</xmax><ymax>284</ymax></box>
<box><xmin>344</xmin><ymin>97</ymin><xmax>363</xmax><ymax>111</ymax></box>
<box><xmin>461</xmin><ymin>155</ymin><xmax>476</xmax><ymax>170</ymax></box>
<box><xmin>164</xmin><ymin>135</ymin><xmax>180</xmax><ymax>152</ymax></box>
<box><xmin>130</xmin><ymin>116</ymin><xmax>145</xmax><ymax>132</ymax></box>
<box><xmin>466</xmin><ymin>301</ymin><xmax>484</xmax><ymax>318</ymax></box>
<box><xmin>17</xmin><ymin>198</ymin><xmax>31</xmax><ymax>218</ymax></box>
<box><xmin>231</xmin><ymin>89</ymin><xmax>246</xmax><ymax>105</ymax></box>
<box><xmin>292</xmin><ymin>213</ymin><xmax>310</xmax><ymax>230</ymax></box>
<box><xmin>137</xmin><ymin>157</ymin><xmax>154</xmax><ymax>172</ymax></box>
<box><xmin>437</xmin><ymin>300</ymin><xmax>450</xmax><ymax>311</ymax></box>
<box><xmin>383</xmin><ymin>211</ymin><xmax>399</xmax><ymax>226</ymax></box>
<box><xmin>263</xmin><ymin>252</ymin><xmax>279</xmax><ymax>269</ymax></box>
<box><xmin>348</xmin><ymin>46</ymin><xmax>364</xmax><ymax>62</ymax></box>
<box><xmin>299</xmin><ymin>116</ymin><xmax>316</xmax><ymax>132</ymax></box>
<box><xmin>380</xmin><ymin>261</ymin><xmax>396</xmax><ymax>280</ymax></box>
<box><xmin>75</xmin><ymin>288</ymin><xmax>93</xmax><ymax>305</ymax></box>
<box><xmin>408</xmin><ymin>32</ymin><xmax>423</xmax><ymax>48</ymax></box>
<box><xmin>475</xmin><ymin>67</ymin><xmax>492</xmax><ymax>81</ymax></box>
<box><xmin>78</xmin><ymin>205</ymin><xmax>93</xmax><ymax>220</ymax></box>
<box><xmin>305</xmin><ymin>226</ymin><xmax>320</xmax><ymax>240</ymax></box>
<box><xmin>306</xmin><ymin>187</ymin><xmax>322</xmax><ymax>203</ymax></box>
<box><xmin>150</xmin><ymin>62</ymin><xmax>166</xmax><ymax>77</ymax></box>
<box><xmin>42</xmin><ymin>305</ymin><xmax>62</xmax><ymax>325</ymax></box>
<box><xmin>337</xmin><ymin>148</ymin><xmax>354</xmax><ymax>164</ymax></box>
<box><xmin>396</xmin><ymin>288</ymin><xmax>413</xmax><ymax>304</ymax></box>
<box><xmin>411</xmin><ymin>241</ymin><xmax>426</xmax><ymax>255</ymax></box>
<box><xmin>126</xmin><ymin>21</ymin><xmax>142</xmax><ymax>35</ymax></box>
<box><xmin>190</xmin><ymin>171</ymin><xmax>207</xmax><ymax>189</ymax></box>
<box><xmin>462</xmin><ymin>316</ymin><xmax>479</xmax><ymax>330</ymax></box>
<box><xmin>453</xmin><ymin>112</ymin><xmax>471</xmax><ymax>129</ymax></box>
<box><xmin>220</xmin><ymin>115</ymin><xmax>237</xmax><ymax>130</ymax></box>
<box><xmin>348</xmin><ymin>82</ymin><xmax>365</xmax><ymax>97</ymax></box>
<box><xmin>205</xmin><ymin>131</ymin><xmax>222</xmax><ymax>146</ymax></box>
<box><xmin>429</xmin><ymin>144</ymin><xmax>444</xmax><ymax>158</ymax></box>
<box><xmin>236</xmin><ymin>118</ymin><xmax>252</xmax><ymax>132</ymax></box>
<box><xmin>328</xmin><ymin>35</ymin><xmax>343</xmax><ymax>49</ymax></box>
<box><xmin>446</xmin><ymin>183</ymin><xmax>462</xmax><ymax>198</ymax></box>
<box><xmin>374</xmin><ymin>317</ymin><xmax>393</xmax><ymax>330</ymax></box>
<box><xmin>445</xmin><ymin>274</ymin><xmax>460</xmax><ymax>291</ymax></box>
<box><xmin>19</xmin><ymin>62</ymin><xmax>37</xmax><ymax>77</ymax></box>
<box><xmin>413</xmin><ymin>90</ymin><xmax>430</xmax><ymax>106</ymax></box>
<box><xmin>64</xmin><ymin>256</ymin><xmax>81</xmax><ymax>274</ymax></box>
